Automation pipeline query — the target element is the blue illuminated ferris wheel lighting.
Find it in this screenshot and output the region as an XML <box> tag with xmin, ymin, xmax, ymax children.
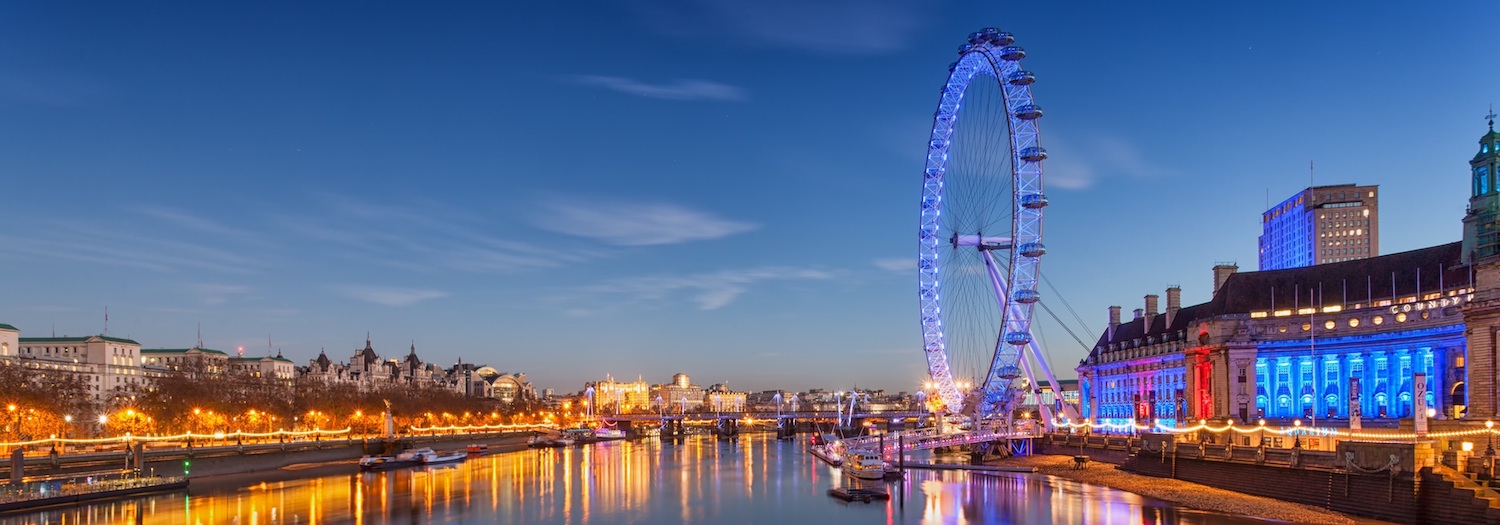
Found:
<box><xmin>917</xmin><ymin>27</ymin><xmax>1048</xmax><ymax>417</ymax></box>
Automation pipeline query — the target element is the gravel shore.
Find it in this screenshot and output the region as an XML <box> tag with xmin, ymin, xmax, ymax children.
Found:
<box><xmin>987</xmin><ymin>454</ymin><xmax>1387</xmax><ymax>525</ymax></box>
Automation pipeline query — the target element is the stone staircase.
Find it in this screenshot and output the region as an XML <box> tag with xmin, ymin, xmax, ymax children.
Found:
<box><xmin>1427</xmin><ymin>464</ymin><xmax>1500</xmax><ymax>523</ymax></box>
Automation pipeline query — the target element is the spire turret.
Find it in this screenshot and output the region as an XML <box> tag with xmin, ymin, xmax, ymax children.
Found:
<box><xmin>1463</xmin><ymin>109</ymin><xmax>1500</xmax><ymax>265</ymax></box>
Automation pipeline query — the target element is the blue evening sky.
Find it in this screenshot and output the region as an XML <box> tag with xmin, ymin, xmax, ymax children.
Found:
<box><xmin>2</xmin><ymin>1</ymin><xmax>1495</xmax><ymax>394</ymax></box>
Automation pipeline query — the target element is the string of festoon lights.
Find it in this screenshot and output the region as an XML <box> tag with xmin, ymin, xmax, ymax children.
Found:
<box><xmin>408</xmin><ymin>422</ymin><xmax>556</xmax><ymax>433</ymax></box>
<box><xmin>1058</xmin><ymin>418</ymin><xmax>1500</xmax><ymax>441</ymax></box>
<box><xmin>0</xmin><ymin>428</ymin><xmax>353</xmax><ymax>448</ymax></box>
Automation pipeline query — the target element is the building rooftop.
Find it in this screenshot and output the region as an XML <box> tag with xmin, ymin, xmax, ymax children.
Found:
<box><xmin>0</xmin><ymin>323</ymin><xmax>17</xmax><ymax>332</ymax></box>
<box><xmin>142</xmin><ymin>347</ymin><xmax>230</xmax><ymax>356</ymax></box>
<box><xmin>22</xmin><ymin>335</ymin><xmax>141</xmax><ymax>345</ymax></box>
<box><xmin>1090</xmin><ymin>241</ymin><xmax>1465</xmax><ymax>359</ymax></box>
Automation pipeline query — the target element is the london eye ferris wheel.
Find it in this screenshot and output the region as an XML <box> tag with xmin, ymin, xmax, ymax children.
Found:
<box><xmin>917</xmin><ymin>28</ymin><xmax>1060</xmax><ymax>419</ymax></box>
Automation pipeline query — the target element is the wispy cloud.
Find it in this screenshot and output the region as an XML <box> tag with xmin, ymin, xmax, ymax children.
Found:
<box><xmin>622</xmin><ymin>0</ymin><xmax>932</xmax><ymax>55</ymax></box>
<box><xmin>189</xmin><ymin>283</ymin><xmax>251</xmax><ymax>305</ymax></box>
<box><xmin>0</xmin><ymin>217</ymin><xmax>266</xmax><ymax>275</ymax></box>
<box><xmin>571</xmin><ymin>76</ymin><xmax>746</xmax><ymax>101</ymax></box>
<box><xmin>271</xmin><ymin>194</ymin><xmax>596</xmax><ymax>274</ymax></box>
<box><xmin>579</xmin><ymin>266</ymin><xmax>832</xmax><ymax>310</ymax></box>
<box><xmin>533</xmin><ymin>197</ymin><xmax>757</xmax><ymax>246</ymax></box>
<box><xmin>1046</xmin><ymin>135</ymin><xmax>1174</xmax><ymax>190</ymax></box>
<box><xmin>872</xmin><ymin>257</ymin><xmax>911</xmax><ymax>273</ymax></box>
<box><xmin>334</xmin><ymin>286</ymin><xmax>449</xmax><ymax>307</ymax></box>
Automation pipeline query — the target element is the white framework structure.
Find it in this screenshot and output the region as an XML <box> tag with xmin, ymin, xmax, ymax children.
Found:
<box><xmin>918</xmin><ymin>28</ymin><xmax>1072</xmax><ymax>421</ymax></box>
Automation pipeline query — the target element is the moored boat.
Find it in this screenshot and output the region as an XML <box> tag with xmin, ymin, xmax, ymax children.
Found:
<box><xmin>808</xmin><ymin>445</ymin><xmax>843</xmax><ymax>467</ymax></box>
<box><xmin>420</xmin><ymin>450</ymin><xmax>468</xmax><ymax>465</ymax></box>
<box><xmin>359</xmin><ymin>447</ymin><xmax>432</xmax><ymax>471</ymax></box>
<box><xmin>528</xmin><ymin>435</ymin><xmax>575</xmax><ymax>448</ymax></box>
<box><xmin>466</xmin><ymin>444</ymin><xmax>490</xmax><ymax>455</ymax></box>
<box><xmin>840</xmin><ymin>450</ymin><xmax>889</xmax><ymax>481</ymax></box>
<box><xmin>593</xmin><ymin>428</ymin><xmax>626</xmax><ymax>441</ymax></box>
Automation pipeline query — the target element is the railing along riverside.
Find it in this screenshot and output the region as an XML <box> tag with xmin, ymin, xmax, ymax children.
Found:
<box><xmin>0</xmin><ymin>476</ymin><xmax>185</xmax><ymax>505</ymax></box>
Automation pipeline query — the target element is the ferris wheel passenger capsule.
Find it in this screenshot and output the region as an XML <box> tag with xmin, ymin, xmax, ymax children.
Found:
<box><xmin>948</xmin><ymin>62</ymin><xmax>958</xmax><ymax>72</ymax></box>
<box><xmin>999</xmin><ymin>46</ymin><xmax>1025</xmax><ymax>60</ymax></box>
<box><xmin>958</xmin><ymin>43</ymin><xmax>974</xmax><ymax>54</ymax></box>
<box><xmin>1019</xmin><ymin>147</ymin><xmax>1048</xmax><ymax>162</ymax></box>
<box><xmin>1014</xmin><ymin>104</ymin><xmax>1043</xmax><ymax>120</ymax></box>
<box><xmin>1020</xmin><ymin>193</ymin><xmax>1049</xmax><ymax>209</ymax></box>
<box><xmin>1006</xmin><ymin>70</ymin><xmax>1036</xmax><ymax>86</ymax></box>
<box><xmin>968</xmin><ymin>32</ymin><xmax>983</xmax><ymax>43</ymax></box>
<box><xmin>980</xmin><ymin>27</ymin><xmax>1000</xmax><ymax>36</ymax></box>
<box><xmin>991</xmin><ymin>32</ymin><xmax>1016</xmax><ymax>46</ymax></box>
<box><xmin>1017</xmin><ymin>242</ymin><xmax>1047</xmax><ymax>257</ymax></box>
<box><xmin>1012</xmin><ymin>290</ymin><xmax>1040</xmax><ymax>304</ymax></box>
<box><xmin>1004</xmin><ymin>332</ymin><xmax>1032</xmax><ymax>346</ymax></box>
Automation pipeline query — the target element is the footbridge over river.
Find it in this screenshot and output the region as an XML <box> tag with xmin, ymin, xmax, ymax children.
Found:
<box><xmin>596</xmin><ymin>410</ymin><xmax>931</xmax><ymax>423</ymax></box>
<box><xmin>834</xmin><ymin>426</ymin><xmax>1039</xmax><ymax>455</ymax></box>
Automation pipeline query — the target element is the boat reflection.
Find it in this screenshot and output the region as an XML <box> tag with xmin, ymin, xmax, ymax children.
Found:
<box><xmin>1</xmin><ymin>435</ymin><xmax>1280</xmax><ymax>524</ymax></box>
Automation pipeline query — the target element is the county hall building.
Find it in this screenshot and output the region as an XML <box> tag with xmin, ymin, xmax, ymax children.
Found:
<box><xmin>1077</xmin><ymin>121</ymin><xmax>1500</xmax><ymax>429</ymax></box>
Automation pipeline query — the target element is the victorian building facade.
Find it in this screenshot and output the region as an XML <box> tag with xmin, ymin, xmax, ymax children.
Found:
<box><xmin>1080</xmin><ymin>123</ymin><xmax>1498</xmax><ymax>429</ymax></box>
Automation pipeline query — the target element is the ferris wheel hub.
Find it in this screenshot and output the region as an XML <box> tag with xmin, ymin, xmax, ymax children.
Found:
<box><xmin>951</xmin><ymin>234</ymin><xmax>1013</xmax><ymax>249</ymax></box>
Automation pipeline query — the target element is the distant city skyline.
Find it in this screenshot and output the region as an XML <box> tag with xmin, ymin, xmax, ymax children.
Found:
<box><xmin>2</xmin><ymin>2</ymin><xmax>1496</xmax><ymax>392</ymax></box>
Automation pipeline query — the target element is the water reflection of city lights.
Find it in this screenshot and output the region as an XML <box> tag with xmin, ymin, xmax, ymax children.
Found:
<box><xmin>0</xmin><ymin>434</ymin><xmax>1281</xmax><ymax>525</ymax></box>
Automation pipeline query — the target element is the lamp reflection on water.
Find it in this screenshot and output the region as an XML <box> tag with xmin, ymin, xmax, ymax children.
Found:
<box><xmin>1</xmin><ymin>434</ymin><xmax>1284</xmax><ymax>525</ymax></box>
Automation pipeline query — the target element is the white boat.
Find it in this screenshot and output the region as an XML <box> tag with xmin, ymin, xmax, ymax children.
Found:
<box><xmin>809</xmin><ymin>445</ymin><xmax>843</xmax><ymax>467</ymax></box>
<box><xmin>528</xmin><ymin>435</ymin><xmax>575</xmax><ymax>448</ymax></box>
<box><xmin>593</xmin><ymin>428</ymin><xmax>626</xmax><ymax>440</ymax></box>
<box><xmin>420</xmin><ymin>449</ymin><xmax>468</xmax><ymax>465</ymax></box>
<box><xmin>360</xmin><ymin>447</ymin><xmax>432</xmax><ymax>471</ymax></box>
<box><xmin>841</xmin><ymin>450</ymin><xmax>889</xmax><ymax>481</ymax></box>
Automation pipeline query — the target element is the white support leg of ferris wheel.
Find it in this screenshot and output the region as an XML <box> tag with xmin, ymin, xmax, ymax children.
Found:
<box><xmin>1027</xmin><ymin>339</ymin><xmax>1081</xmax><ymax>421</ymax></box>
<box><xmin>1015</xmin><ymin>346</ymin><xmax>1056</xmax><ymax>431</ymax></box>
<box><xmin>980</xmin><ymin>249</ymin><xmax>1045</xmax><ymax>420</ymax></box>
<box><xmin>980</xmin><ymin>248</ymin><xmax>1081</xmax><ymax>424</ymax></box>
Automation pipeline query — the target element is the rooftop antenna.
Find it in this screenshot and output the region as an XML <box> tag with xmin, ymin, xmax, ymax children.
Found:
<box><xmin>197</xmin><ymin>323</ymin><xmax>203</xmax><ymax>349</ymax></box>
<box><xmin>103</xmin><ymin>306</ymin><xmax>109</xmax><ymax>335</ymax></box>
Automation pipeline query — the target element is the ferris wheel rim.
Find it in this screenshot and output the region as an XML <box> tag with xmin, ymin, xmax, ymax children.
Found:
<box><xmin>918</xmin><ymin>30</ymin><xmax>1046</xmax><ymax>416</ymax></box>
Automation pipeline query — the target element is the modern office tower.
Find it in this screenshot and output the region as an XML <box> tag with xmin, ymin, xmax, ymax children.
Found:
<box><xmin>1259</xmin><ymin>184</ymin><xmax>1379</xmax><ymax>270</ymax></box>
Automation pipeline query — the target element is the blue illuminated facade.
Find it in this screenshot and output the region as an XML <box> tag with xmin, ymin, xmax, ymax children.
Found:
<box><xmin>1253</xmin><ymin>323</ymin><xmax>1463</xmax><ymax>420</ymax></box>
<box><xmin>1078</xmin><ymin>242</ymin><xmax>1472</xmax><ymax>429</ymax></box>
<box><xmin>1259</xmin><ymin>191</ymin><xmax>1314</xmax><ymax>270</ymax></box>
<box><xmin>1259</xmin><ymin>185</ymin><xmax>1379</xmax><ymax>270</ymax></box>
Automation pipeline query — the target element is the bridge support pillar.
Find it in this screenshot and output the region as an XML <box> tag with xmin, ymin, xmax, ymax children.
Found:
<box><xmin>717</xmin><ymin>418</ymin><xmax>739</xmax><ymax>439</ymax></box>
<box><xmin>9</xmin><ymin>448</ymin><xmax>21</xmax><ymax>485</ymax></box>
<box><xmin>777</xmin><ymin>418</ymin><xmax>797</xmax><ymax>440</ymax></box>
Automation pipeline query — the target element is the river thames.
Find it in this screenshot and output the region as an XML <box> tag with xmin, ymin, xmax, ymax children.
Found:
<box><xmin>4</xmin><ymin>434</ymin><xmax>1282</xmax><ymax>524</ymax></box>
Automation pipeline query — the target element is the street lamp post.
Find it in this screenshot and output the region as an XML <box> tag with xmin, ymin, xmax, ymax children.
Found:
<box><xmin>1486</xmin><ymin>420</ymin><xmax>1495</xmax><ymax>457</ymax></box>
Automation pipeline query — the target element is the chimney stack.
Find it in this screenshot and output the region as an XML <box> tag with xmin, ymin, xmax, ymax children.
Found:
<box><xmin>1213</xmin><ymin>264</ymin><xmax>1239</xmax><ymax>296</ymax></box>
<box><xmin>1144</xmin><ymin>294</ymin><xmax>1160</xmax><ymax>326</ymax></box>
<box><xmin>1133</xmin><ymin>308</ymin><xmax>1144</xmax><ymax>320</ymax></box>
<box><xmin>1165</xmin><ymin>286</ymin><xmax>1182</xmax><ymax>326</ymax></box>
<box><xmin>1107</xmin><ymin>306</ymin><xmax>1122</xmax><ymax>340</ymax></box>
